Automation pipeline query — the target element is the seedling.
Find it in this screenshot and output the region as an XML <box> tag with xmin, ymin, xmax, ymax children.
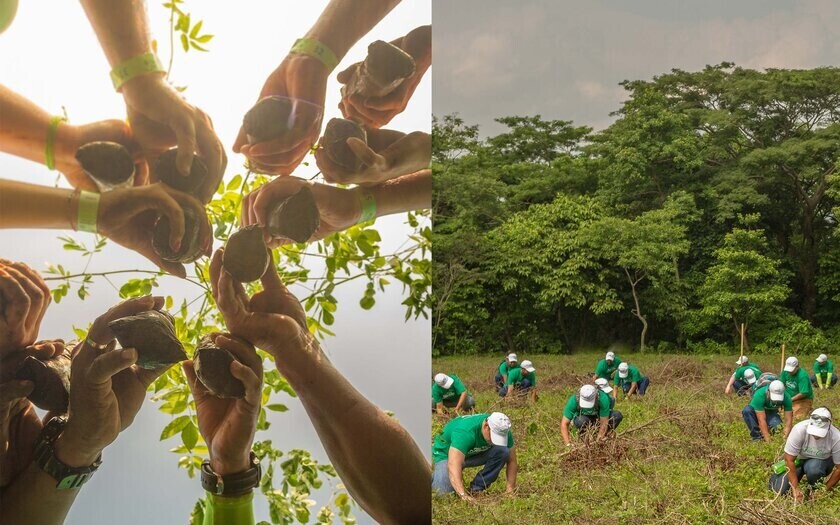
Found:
<box><xmin>194</xmin><ymin>336</ymin><xmax>245</xmax><ymax>399</ymax></box>
<box><xmin>108</xmin><ymin>310</ymin><xmax>187</xmax><ymax>369</ymax></box>
<box><xmin>242</xmin><ymin>96</ymin><xmax>293</xmax><ymax>144</ymax></box>
<box><xmin>223</xmin><ymin>225</ymin><xmax>270</xmax><ymax>283</ymax></box>
<box><xmin>322</xmin><ymin>118</ymin><xmax>367</xmax><ymax>172</ymax></box>
<box><xmin>75</xmin><ymin>141</ymin><xmax>135</xmax><ymax>191</ymax></box>
<box><xmin>15</xmin><ymin>353</ymin><xmax>71</xmax><ymax>413</ymax></box>
<box><xmin>152</xmin><ymin>206</ymin><xmax>203</xmax><ymax>263</ymax></box>
<box><xmin>265</xmin><ymin>185</ymin><xmax>320</xmax><ymax>243</ymax></box>
<box><xmin>344</xmin><ymin>40</ymin><xmax>416</xmax><ymax>98</ymax></box>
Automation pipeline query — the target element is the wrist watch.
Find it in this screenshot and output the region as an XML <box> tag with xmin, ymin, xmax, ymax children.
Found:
<box><xmin>34</xmin><ymin>416</ymin><xmax>102</xmax><ymax>489</ymax></box>
<box><xmin>201</xmin><ymin>452</ymin><xmax>262</xmax><ymax>496</ymax></box>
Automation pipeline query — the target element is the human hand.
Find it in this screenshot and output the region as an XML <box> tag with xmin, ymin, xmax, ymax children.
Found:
<box><xmin>122</xmin><ymin>75</ymin><xmax>225</xmax><ymax>203</ymax></box>
<box><xmin>792</xmin><ymin>486</ymin><xmax>805</xmax><ymax>503</ymax></box>
<box><xmin>337</xmin><ymin>25</ymin><xmax>431</xmax><ymax>128</ymax></box>
<box><xmin>0</xmin><ymin>260</ymin><xmax>50</xmax><ymax>356</ymax></box>
<box><xmin>183</xmin><ymin>333</ymin><xmax>262</xmax><ymax>475</ymax></box>
<box><xmin>98</xmin><ymin>183</ymin><xmax>213</xmax><ymax>278</ymax></box>
<box><xmin>241</xmin><ymin>177</ymin><xmax>361</xmax><ymax>247</ymax></box>
<box><xmin>0</xmin><ymin>384</ymin><xmax>41</xmax><ymax>487</ymax></box>
<box><xmin>315</xmin><ymin>128</ymin><xmax>430</xmax><ymax>185</ymax></box>
<box><xmin>54</xmin><ymin>119</ymin><xmax>150</xmax><ymax>191</ymax></box>
<box><xmin>54</xmin><ymin>296</ymin><xmax>168</xmax><ymax>467</ymax></box>
<box><xmin>233</xmin><ymin>55</ymin><xmax>327</xmax><ymax>175</ymax></box>
<box><xmin>458</xmin><ymin>492</ymin><xmax>477</xmax><ymax>504</ymax></box>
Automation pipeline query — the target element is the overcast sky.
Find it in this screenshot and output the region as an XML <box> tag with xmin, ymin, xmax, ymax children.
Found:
<box><xmin>434</xmin><ymin>0</ymin><xmax>840</xmax><ymax>135</ymax></box>
<box><xmin>0</xmin><ymin>1</ymin><xmax>429</xmax><ymax>523</ymax></box>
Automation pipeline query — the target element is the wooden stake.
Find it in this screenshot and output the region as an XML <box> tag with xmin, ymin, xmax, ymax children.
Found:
<box><xmin>781</xmin><ymin>343</ymin><xmax>786</xmax><ymax>374</ymax></box>
<box><xmin>740</xmin><ymin>323</ymin><xmax>745</xmax><ymax>358</ymax></box>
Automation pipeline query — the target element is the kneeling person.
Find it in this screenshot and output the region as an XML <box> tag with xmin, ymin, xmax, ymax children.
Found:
<box><xmin>433</xmin><ymin>373</ymin><xmax>475</xmax><ymax>414</ymax></box>
<box><xmin>431</xmin><ymin>413</ymin><xmax>517</xmax><ymax>502</ymax></box>
<box><xmin>725</xmin><ymin>356</ymin><xmax>762</xmax><ymax>396</ymax></box>
<box><xmin>768</xmin><ymin>407</ymin><xmax>840</xmax><ymax>501</ymax></box>
<box><xmin>742</xmin><ymin>380</ymin><xmax>793</xmax><ymax>442</ymax></box>
<box><xmin>781</xmin><ymin>357</ymin><xmax>814</xmax><ymax>419</ymax></box>
<box><xmin>499</xmin><ymin>360</ymin><xmax>537</xmax><ymax>401</ymax></box>
<box><xmin>614</xmin><ymin>362</ymin><xmax>650</xmax><ymax>398</ymax></box>
<box><xmin>561</xmin><ymin>385</ymin><xmax>622</xmax><ymax>446</ymax></box>
<box><xmin>494</xmin><ymin>353</ymin><xmax>519</xmax><ymax>390</ymax></box>
<box><xmin>811</xmin><ymin>354</ymin><xmax>837</xmax><ymax>390</ymax></box>
<box><xmin>595</xmin><ymin>378</ymin><xmax>615</xmax><ymax>409</ymax></box>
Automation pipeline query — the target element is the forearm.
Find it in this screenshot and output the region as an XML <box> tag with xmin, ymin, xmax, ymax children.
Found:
<box><xmin>597</xmin><ymin>418</ymin><xmax>608</xmax><ymax>439</ymax></box>
<box><xmin>725</xmin><ymin>375</ymin><xmax>735</xmax><ymax>393</ymax></box>
<box><xmin>826</xmin><ymin>466</ymin><xmax>840</xmax><ymax>490</ymax></box>
<box><xmin>79</xmin><ymin>0</ymin><xmax>153</xmax><ymax>66</ymax></box>
<box><xmin>304</xmin><ymin>0</ymin><xmax>401</xmax><ymax>61</ymax></box>
<box><xmin>561</xmin><ymin>419</ymin><xmax>571</xmax><ymax>445</ymax></box>
<box><xmin>0</xmin><ymin>85</ymin><xmax>76</xmax><ymax>167</ymax></box>
<box><xmin>0</xmin><ymin>462</ymin><xmax>80</xmax><ymax>523</ymax></box>
<box><xmin>628</xmin><ymin>383</ymin><xmax>637</xmax><ymax>396</ymax></box>
<box><xmin>791</xmin><ymin>393</ymin><xmax>804</xmax><ymax>401</ymax></box>
<box><xmin>757</xmin><ymin>415</ymin><xmax>770</xmax><ymax>440</ymax></box>
<box><xmin>447</xmin><ymin>462</ymin><xmax>467</xmax><ymax>497</ymax></box>
<box><xmin>277</xmin><ymin>340</ymin><xmax>428</xmax><ymax>523</ymax></box>
<box><xmin>454</xmin><ymin>392</ymin><xmax>466</xmax><ymax>411</ymax></box>
<box><xmin>784</xmin><ymin>414</ymin><xmax>792</xmax><ymax>436</ymax></box>
<box><xmin>435</xmin><ymin>402</ymin><xmax>445</xmax><ymax>415</ymax></box>
<box><xmin>785</xmin><ymin>456</ymin><xmax>800</xmax><ymax>491</ymax></box>
<box><xmin>364</xmin><ymin>169</ymin><xmax>431</xmax><ymax>218</ymax></box>
<box><xmin>0</xmin><ymin>180</ymin><xmax>76</xmax><ymax>229</ymax></box>
<box><xmin>505</xmin><ymin>451</ymin><xmax>517</xmax><ymax>490</ymax></box>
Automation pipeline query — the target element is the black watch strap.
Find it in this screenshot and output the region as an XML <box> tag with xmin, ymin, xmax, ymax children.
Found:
<box><xmin>201</xmin><ymin>452</ymin><xmax>261</xmax><ymax>496</ymax></box>
<box><xmin>34</xmin><ymin>416</ymin><xmax>102</xmax><ymax>489</ymax></box>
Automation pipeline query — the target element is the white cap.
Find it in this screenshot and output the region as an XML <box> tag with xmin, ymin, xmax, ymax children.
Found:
<box><xmin>806</xmin><ymin>407</ymin><xmax>832</xmax><ymax>438</ymax></box>
<box><xmin>817</xmin><ymin>354</ymin><xmax>828</xmax><ymax>363</ymax></box>
<box><xmin>606</xmin><ymin>351</ymin><xmax>615</xmax><ymax>361</ymax></box>
<box><xmin>736</xmin><ymin>356</ymin><xmax>748</xmax><ymax>366</ymax></box>
<box><xmin>434</xmin><ymin>373</ymin><xmax>454</xmax><ymax>389</ymax></box>
<box><xmin>595</xmin><ymin>377</ymin><xmax>613</xmax><ymax>393</ymax></box>
<box><xmin>486</xmin><ymin>412</ymin><xmax>511</xmax><ymax>446</ymax></box>
<box><xmin>784</xmin><ymin>356</ymin><xmax>799</xmax><ymax>373</ymax></box>
<box><xmin>579</xmin><ymin>385</ymin><xmax>598</xmax><ymax>409</ymax></box>
<box><xmin>507</xmin><ymin>353</ymin><xmax>518</xmax><ymax>363</ymax></box>
<box><xmin>521</xmin><ymin>360</ymin><xmax>535</xmax><ymax>373</ymax></box>
<box><xmin>769</xmin><ymin>380</ymin><xmax>785</xmax><ymax>402</ymax></box>
<box><xmin>744</xmin><ymin>368</ymin><xmax>757</xmax><ymax>385</ymax></box>
<box><xmin>617</xmin><ymin>362</ymin><xmax>629</xmax><ymax>378</ymax></box>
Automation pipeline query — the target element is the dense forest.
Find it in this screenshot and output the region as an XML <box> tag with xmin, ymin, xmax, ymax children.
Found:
<box><xmin>432</xmin><ymin>63</ymin><xmax>840</xmax><ymax>356</ymax></box>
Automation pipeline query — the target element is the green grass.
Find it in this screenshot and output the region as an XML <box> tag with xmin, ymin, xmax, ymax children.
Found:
<box><xmin>432</xmin><ymin>353</ymin><xmax>840</xmax><ymax>524</ymax></box>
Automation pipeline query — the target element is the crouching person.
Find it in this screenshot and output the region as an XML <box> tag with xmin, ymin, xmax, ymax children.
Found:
<box><xmin>742</xmin><ymin>380</ymin><xmax>792</xmax><ymax>442</ymax></box>
<box><xmin>499</xmin><ymin>360</ymin><xmax>537</xmax><ymax>402</ymax></box>
<box><xmin>615</xmin><ymin>362</ymin><xmax>650</xmax><ymax>398</ymax></box>
<box><xmin>431</xmin><ymin>413</ymin><xmax>517</xmax><ymax>502</ymax></box>
<box><xmin>433</xmin><ymin>373</ymin><xmax>475</xmax><ymax>414</ymax></box>
<box><xmin>768</xmin><ymin>407</ymin><xmax>840</xmax><ymax>501</ymax></box>
<box><xmin>561</xmin><ymin>385</ymin><xmax>622</xmax><ymax>446</ymax></box>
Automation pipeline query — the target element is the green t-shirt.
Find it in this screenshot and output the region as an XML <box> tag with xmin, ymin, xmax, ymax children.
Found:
<box><xmin>749</xmin><ymin>385</ymin><xmax>793</xmax><ymax>415</ymax></box>
<box><xmin>733</xmin><ymin>363</ymin><xmax>761</xmax><ymax>381</ymax></box>
<box><xmin>432</xmin><ymin>374</ymin><xmax>467</xmax><ymax>404</ymax></box>
<box><xmin>505</xmin><ymin>367</ymin><xmax>536</xmax><ymax>387</ymax></box>
<box><xmin>594</xmin><ymin>357</ymin><xmax>622</xmax><ymax>380</ymax></box>
<box><xmin>563</xmin><ymin>390</ymin><xmax>612</xmax><ymax>419</ymax></box>
<box><xmin>431</xmin><ymin>414</ymin><xmax>515</xmax><ymax>463</ymax></box>
<box><xmin>780</xmin><ymin>368</ymin><xmax>814</xmax><ymax>399</ymax></box>
<box><xmin>613</xmin><ymin>365</ymin><xmax>642</xmax><ymax>388</ymax></box>
<box><xmin>498</xmin><ymin>360</ymin><xmax>520</xmax><ymax>376</ymax></box>
<box><xmin>814</xmin><ymin>360</ymin><xmax>835</xmax><ymax>375</ymax></box>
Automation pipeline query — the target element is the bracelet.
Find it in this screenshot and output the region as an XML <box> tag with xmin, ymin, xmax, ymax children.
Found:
<box><xmin>200</xmin><ymin>452</ymin><xmax>261</xmax><ymax>497</ymax></box>
<box><xmin>358</xmin><ymin>190</ymin><xmax>377</xmax><ymax>223</ymax></box>
<box><xmin>109</xmin><ymin>52</ymin><xmax>165</xmax><ymax>91</ymax></box>
<box><xmin>76</xmin><ymin>191</ymin><xmax>101</xmax><ymax>233</ymax></box>
<box><xmin>34</xmin><ymin>416</ymin><xmax>102</xmax><ymax>489</ymax></box>
<box><xmin>45</xmin><ymin>116</ymin><xmax>66</xmax><ymax>170</ymax></box>
<box><xmin>290</xmin><ymin>37</ymin><xmax>339</xmax><ymax>72</ymax></box>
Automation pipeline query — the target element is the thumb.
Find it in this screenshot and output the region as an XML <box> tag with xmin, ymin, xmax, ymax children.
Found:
<box><xmin>346</xmin><ymin>137</ymin><xmax>385</xmax><ymax>169</ymax></box>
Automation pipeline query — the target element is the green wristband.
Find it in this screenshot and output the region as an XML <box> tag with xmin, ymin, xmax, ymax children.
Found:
<box><xmin>290</xmin><ymin>37</ymin><xmax>339</xmax><ymax>72</ymax></box>
<box><xmin>45</xmin><ymin>116</ymin><xmax>66</xmax><ymax>171</ymax></box>
<box><xmin>110</xmin><ymin>52</ymin><xmax>165</xmax><ymax>91</ymax></box>
<box><xmin>358</xmin><ymin>191</ymin><xmax>376</xmax><ymax>223</ymax></box>
<box><xmin>76</xmin><ymin>191</ymin><xmax>100</xmax><ymax>233</ymax></box>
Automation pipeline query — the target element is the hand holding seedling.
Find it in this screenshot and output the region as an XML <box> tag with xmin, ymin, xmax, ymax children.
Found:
<box><xmin>316</xmin><ymin>127</ymin><xmax>431</xmax><ymax>185</ymax></box>
<box><xmin>234</xmin><ymin>55</ymin><xmax>328</xmax><ymax>175</ymax></box>
<box><xmin>0</xmin><ymin>381</ymin><xmax>41</xmax><ymax>487</ymax></box>
<box><xmin>183</xmin><ymin>333</ymin><xmax>263</xmax><ymax>476</ymax></box>
<box><xmin>338</xmin><ymin>25</ymin><xmax>431</xmax><ymax>128</ymax></box>
<box><xmin>0</xmin><ymin>260</ymin><xmax>50</xmax><ymax>356</ymax></box>
<box><xmin>54</xmin><ymin>296</ymin><xmax>169</xmax><ymax>467</ymax></box>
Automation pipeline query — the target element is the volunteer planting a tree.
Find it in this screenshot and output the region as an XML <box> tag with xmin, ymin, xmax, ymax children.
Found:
<box><xmin>433</xmin><ymin>373</ymin><xmax>475</xmax><ymax>414</ymax></box>
<box><xmin>768</xmin><ymin>407</ymin><xmax>840</xmax><ymax>501</ymax></box>
<box><xmin>739</xmin><ymin>368</ymin><xmax>759</xmax><ymax>395</ymax></box>
<box><xmin>208</xmin><ymin>248</ymin><xmax>429</xmax><ymax>523</ymax></box>
<box><xmin>494</xmin><ymin>353</ymin><xmax>519</xmax><ymax>390</ymax></box>
<box><xmin>499</xmin><ymin>359</ymin><xmax>537</xmax><ymax>402</ymax></box>
<box><xmin>811</xmin><ymin>354</ymin><xmax>836</xmax><ymax>389</ymax></box>
<box><xmin>561</xmin><ymin>384</ymin><xmax>623</xmax><ymax>446</ymax></box>
<box><xmin>614</xmin><ymin>362</ymin><xmax>650</xmax><ymax>399</ymax></box>
<box><xmin>595</xmin><ymin>378</ymin><xmax>616</xmax><ymax>409</ymax></box>
<box><xmin>430</xmin><ymin>412</ymin><xmax>517</xmax><ymax>502</ymax></box>
<box><xmin>593</xmin><ymin>351</ymin><xmax>621</xmax><ymax>381</ymax></box>
<box><xmin>781</xmin><ymin>356</ymin><xmax>814</xmax><ymax>419</ymax></box>
<box><xmin>725</xmin><ymin>355</ymin><xmax>762</xmax><ymax>396</ymax></box>
<box><xmin>742</xmin><ymin>380</ymin><xmax>793</xmax><ymax>442</ymax></box>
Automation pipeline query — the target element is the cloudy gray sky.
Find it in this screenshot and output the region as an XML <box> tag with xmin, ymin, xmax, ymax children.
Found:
<box><xmin>0</xmin><ymin>1</ymin><xmax>429</xmax><ymax>523</ymax></box>
<box><xmin>434</xmin><ymin>0</ymin><xmax>840</xmax><ymax>135</ymax></box>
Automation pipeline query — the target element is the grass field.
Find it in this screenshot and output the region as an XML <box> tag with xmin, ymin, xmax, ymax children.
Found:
<box><xmin>431</xmin><ymin>353</ymin><xmax>840</xmax><ymax>524</ymax></box>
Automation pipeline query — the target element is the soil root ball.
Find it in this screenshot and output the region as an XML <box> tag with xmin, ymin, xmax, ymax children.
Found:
<box><xmin>265</xmin><ymin>186</ymin><xmax>320</xmax><ymax>244</ymax></box>
<box><xmin>223</xmin><ymin>225</ymin><xmax>270</xmax><ymax>283</ymax></box>
<box><xmin>15</xmin><ymin>352</ymin><xmax>71</xmax><ymax>412</ymax></box>
<box><xmin>194</xmin><ymin>337</ymin><xmax>245</xmax><ymax>399</ymax></box>
<box><xmin>345</xmin><ymin>40</ymin><xmax>416</xmax><ymax>98</ymax></box>
<box><xmin>322</xmin><ymin>118</ymin><xmax>367</xmax><ymax>172</ymax></box>
<box><xmin>243</xmin><ymin>96</ymin><xmax>293</xmax><ymax>144</ymax></box>
<box><xmin>152</xmin><ymin>206</ymin><xmax>204</xmax><ymax>263</ymax></box>
<box><xmin>155</xmin><ymin>148</ymin><xmax>208</xmax><ymax>195</ymax></box>
<box><xmin>108</xmin><ymin>310</ymin><xmax>186</xmax><ymax>369</ymax></box>
<box><xmin>75</xmin><ymin>141</ymin><xmax>135</xmax><ymax>189</ymax></box>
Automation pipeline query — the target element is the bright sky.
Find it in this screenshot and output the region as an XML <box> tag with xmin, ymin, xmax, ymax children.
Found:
<box><xmin>0</xmin><ymin>1</ymin><xmax>430</xmax><ymax>523</ymax></box>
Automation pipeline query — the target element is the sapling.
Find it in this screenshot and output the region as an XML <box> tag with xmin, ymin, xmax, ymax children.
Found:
<box><xmin>14</xmin><ymin>352</ymin><xmax>71</xmax><ymax>412</ymax></box>
<box><xmin>193</xmin><ymin>336</ymin><xmax>245</xmax><ymax>399</ymax></box>
<box><xmin>75</xmin><ymin>141</ymin><xmax>135</xmax><ymax>191</ymax></box>
<box><xmin>108</xmin><ymin>310</ymin><xmax>187</xmax><ymax>369</ymax></box>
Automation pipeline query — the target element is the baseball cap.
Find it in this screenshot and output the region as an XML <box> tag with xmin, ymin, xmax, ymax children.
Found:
<box><xmin>486</xmin><ymin>412</ymin><xmax>512</xmax><ymax>446</ymax></box>
<box><xmin>806</xmin><ymin>407</ymin><xmax>832</xmax><ymax>438</ymax></box>
<box><xmin>817</xmin><ymin>354</ymin><xmax>828</xmax><ymax>363</ymax></box>
<box><xmin>434</xmin><ymin>373</ymin><xmax>454</xmax><ymax>389</ymax></box>
<box><xmin>579</xmin><ymin>385</ymin><xmax>598</xmax><ymax>408</ymax></box>
<box><xmin>521</xmin><ymin>360</ymin><xmax>536</xmax><ymax>373</ymax></box>
<box><xmin>784</xmin><ymin>356</ymin><xmax>799</xmax><ymax>373</ymax></box>
<box><xmin>769</xmin><ymin>380</ymin><xmax>785</xmax><ymax>402</ymax></box>
<box><xmin>606</xmin><ymin>351</ymin><xmax>615</xmax><ymax>361</ymax></box>
<box><xmin>743</xmin><ymin>368</ymin><xmax>757</xmax><ymax>385</ymax></box>
<box><xmin>595</xmin><ymin>377</ymin><xmax>613</xmax><ymax>393</ymax></box>
<box><xmin>736</xmin><ymin>356</ymin><xmax>748</xmax><ymax>366</ymax></box>
<box><xmin>617</xmin><ymin>362</ymin><xmax>629</xmax><ymax>378</ymax></box>
<box><xmin>507</xmin><ymin>353</ymin><xmax>518</xmax><ymax>363</ymax></box>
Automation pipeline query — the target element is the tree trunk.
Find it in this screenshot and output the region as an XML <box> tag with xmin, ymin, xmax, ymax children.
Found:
<box><xmin>800</xmin><ymin>208</ymin><xmax>817</xmax><ymax>322</ymax></box>
<box><xmin>625</xmin><ymin>268</ymin><xmax>648</xmax><ymax>353</ymax></box>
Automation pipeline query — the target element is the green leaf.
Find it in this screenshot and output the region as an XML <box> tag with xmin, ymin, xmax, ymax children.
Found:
<box><xmin>189</xmin><ymin>20</ymin><xmax>202</xmax><ymax>39</ymax></box>
<box><xmin>266</xmin><ymin>403</ymin><xmax>288</xmax><ymax>412</ymax></box>
<box><xmin>160</xmin><ymin>415</ymin><xmax>191</xmax><ymax>440</ymax></box>
<box><xmin>181</xmin><ymin>33</ymin><xmax>189</xmax><ymax>52</ymax></box>
<box><xmin>181</xmin><ymin>421</ymin><xmax>199</xmax><ymax>450</ymax></box>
